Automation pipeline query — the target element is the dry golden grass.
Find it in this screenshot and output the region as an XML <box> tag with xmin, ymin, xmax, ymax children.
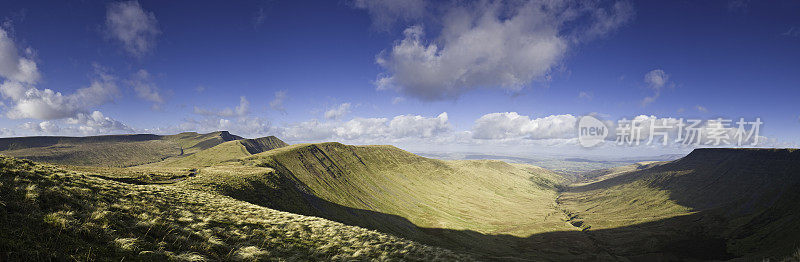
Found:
<box><xmin>0</xmin><ymin>156</ymin><xmax>472</xmax><ymax>261</ymax></box>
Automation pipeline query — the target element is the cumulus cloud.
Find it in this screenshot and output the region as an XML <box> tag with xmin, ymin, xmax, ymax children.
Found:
<box><xmin>18</xmin><ymin>111</ymin><xmax>132</xmax><ymax>136</ymax></box>
<box><xmin>270</xmin><ymin>90</ymin><xmax>287</xmax><ymax>112</ymax></box>
<box><xmin>388</xmin><ymin>112</ymin><xmax>450</xmax><ymax>138</ymax></box>
<box><xmin>130</xmin><ymin>69</ymin><xmax>164</xmax><ymax>109</ymax></box>
<box><xmin>372</xmin><ymin>0</ymin><xmax>634</xmax><ymax>101</ymax></box>
<box><xmin>66</xmin><ymin>111</ymin><xmax>134</xmax><ymax>135</ymax></box>
<box><xmin>105</xmin><ymin>0</ymin><xmax>160</xmax><ymax>57</ymax></box>
<box><xmin>0</xmin><ymin>70</ymin><xmax>119</xmax><ymax>120</ymax></box>
<box><xmin>20</xmin><ymin>121</ymin><xmax>60</xmax><ymax>134</ymax></box>
<box><xmin>472</xmin><ymin>112</ymin><xmax>577</xmax><ymax>140</ymax></box>
<box><xmin>0</xmin><ymin>26</ymin><xmax>130</xmax><ymax>135</ymax></box>
<box><xmin>279</xmin><ymin>112</ymin><xmax>450</xmax><ymax>142</ymax></box>
<box><xmin>324</xmin><ymin>103</ymin><xmax>351</xmax><ymax>120</ymax></box>
<box><xmin>641</xmin><ymin>69</ymin><xmax>671</xmax><ymax>107</ymax></box>
<box><xmin>352</xmin><ymin>0</ymin><xmax>425</xmax><ymax>30</ymax></box>
<box><xmin>177</xmin><ymin>95</ymin><xmax>271</xmax><ymax>137</ymax></box>
<box><xmin>0</xmin><ymin>127</ymin><xmax>15</xmax><ymax>137</ymax></box>
<box><xmin>194</xmin><ymin>96</ymin><xmax>250</xmax><ymax>117</ymax></box>
<box><xmin>0</xmin><ymin>28</ymin><xmax>39</xmax><ymax>84</ymax></box>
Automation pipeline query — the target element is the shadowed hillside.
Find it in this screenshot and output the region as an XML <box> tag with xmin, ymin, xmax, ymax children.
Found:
<box><xmin>0</xmin><ymin>131</ymin><xmax>243</xmax><ymax>167</ymax></box>
<box><xmin>560</xmin><ymin>148</ymin><xmax>800</xmax><ymax>260</ymax></box>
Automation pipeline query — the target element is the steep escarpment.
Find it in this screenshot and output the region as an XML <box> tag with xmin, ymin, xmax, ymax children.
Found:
<box><xmin>150</xmin><ymin>136</ymin><xmax>289</xmax><ymax>168</ymax></box>
<box><xmin>560</xmin><ymin>148</ymin><xmax>800</xmax><ymax>260</ymax></box>
<box><xmin>178</xmin><ymin>142</ymin><xmax>580</xmax><ymax>259</ymax></box>
<box><xmin>240</xmin><ymin>136</ymin><xmax>289</xmax><ymax>154</ymax></box>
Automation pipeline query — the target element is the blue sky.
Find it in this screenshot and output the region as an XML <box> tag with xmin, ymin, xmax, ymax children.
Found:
<box><xmin>0</xmin><ymin>0</ymin><xmax>798</xmax><ymax>156</ymax></box>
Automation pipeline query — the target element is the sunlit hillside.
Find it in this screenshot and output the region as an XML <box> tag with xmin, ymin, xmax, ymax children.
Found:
<box><xmin>0</xmin><ymin>131</ymin><xmax>242</xmax><ymax>167</ymax></box>
<box><xmin>0</xmin><ymin>156</ymin><xmax>472</xmax><ymax>261</ymax></box>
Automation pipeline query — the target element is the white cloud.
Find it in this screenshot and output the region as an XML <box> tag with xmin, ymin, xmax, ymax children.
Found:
<box><xmin>235</xmin><ymin>96</ymin><xmax>249</xmax><ymax>116</ymax></box>
<box><xmin>0</xmin><ymin>128</ymin><xmax>15</xmax><ymax>137</ymax></box>
<box><xmin>279</xmin><ymin>112</ymin><xmax>450</xmax><ymax>142</ymax></box>
<box><xmin>580</xmin><ymin>1</ymin><xmax>635</xmax><ymax>42</ymax></box>
<box><xmin>391</xmin><ymin>96</ymin><xmax>405</xmax><ymax>104</ymax></box>
<box><xmin>472</xmin><ymin>112</ymin><xmax>577</xmax><ymax>140</ymax></box>
<box><xmin>193</xmin><ymin>96</ymin><xmax>249</xmax><ymax>117</ymax></box>
<box><xmin>0</xmin><ymin>27</ymin><xmax>128</xmax><ymax>133</ymax></box>
<box><xmin>105</xmin><ymin>0</ymin><xmax>160</xmax><ymax>57</ymax></box>
<box><xmin>17</xmin><ymin>111</ymin><xmax>132</xmax><ymax>136</ymax></box>
<box><xmin>67</xmin><ymin>111</ymin><xmax>134</xmax><ymax>135</ymax></box>
<box><xmin>578</xmin><ymin>91</ymin><xmax>593</xmax><ymax>100</ymax></box>
<box><xmin>1</xmin><ymin>71</ymin><xmax>119</xmax><ymax>120</ymax></box>
<box><xmin>352</xmin><ymin>0</ymin><xmax>425</xmax><ymax>30</ymax></box>
<box><xmin>0</xmin><ymin>28</ymin><xmax>40</xmax><ymax>84</ymax></box>
<box><xmin>372</xmin><ymin>0</ymin><xmax>634</xmax><ymax>101</ymax></box>
<box><xmin>270</xmin><ymin>90</ymin><xmax>287</xmax><ymax>112</ymax></box>
<box><xmin>20</xmin><ymin>121</ymin><xmax>60</xmax><ymax>134</ymax></box>
<box><xmin>388</xmin><ymin>112</ymin><xmax>449</xmax><ymax>138</ymax></box>
<box><xmin>130</xmin><ymin>69</ymin><xmax>164</xmax><ymax>109</ymax></box>
<box><xmin>324</xmin><ymin>103</ymin><xmax>352</xmax><ymax>120</ymax></box>
<box><xmin>641</xmin><ymin>69</ymin><xmax>670</xmax><ymax>107</ymax></box>
<box><xmin>695</xmin><ymin>105</ymin><xmax>708</xmax><ymax>113</ymax></box>
<box><xmin>177</xmin><ymin>95</ymin><xmax>270</xmax><ymax>138</ymax></box>
<box><xmin>172</xmin><ymin>115</ymin><xmax>272</xmax><ymax>138</ymax></box>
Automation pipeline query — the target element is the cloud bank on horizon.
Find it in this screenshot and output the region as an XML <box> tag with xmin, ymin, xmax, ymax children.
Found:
<box><xmin>0</xmin><ymin>0</ymin><xmax>797</xmax><ymax>156</ymax></box>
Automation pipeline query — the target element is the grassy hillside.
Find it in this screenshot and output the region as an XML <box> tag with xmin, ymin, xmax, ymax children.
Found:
<box><xmin>0</xmin><ymin>131</ymin><xmax>242</xmax><ymax>167</ymax></box>
<box><xmin>559</xmin><ymin>148</ymin><xmax>800</xmax><ymax>260</ymax></box>
<box><xmin>4</xmin><ymin>131</ymin><xmax>799</xmax><ymax>260</ymax></box>
<box><xmin>0</xmin><ymin>155</ymin><xmax>472</xmax><ymax>261</ymax></box>
<box><xmin>574</xmin><ymin>161</ymin><xmax>665</xmax><ymax>184</ymax></box>
<box><xmin>173</xmin><ymin>142</ymin><xmax>598</xmax><ymax>260</ymax></box>
<box><xmin>145</xmin><ymin>136</ymin><xmax>289</xmax><ymax>169</ymax></box>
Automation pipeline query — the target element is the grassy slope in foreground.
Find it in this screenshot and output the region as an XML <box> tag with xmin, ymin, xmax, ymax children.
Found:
<box><xmin>560</xmin><ymin>148</ymin><xmax>800</xmax><ymax>260</ymax></box>
<box><xmin>0</xmin><ymin>131</ymin><xmax>242</xmax><ymax>167</ymax></box>
<box><xmin>0</xmin><ymin>156</ymin><xmax>471</xmax><ymax>261</ymax></box>
<box><xmin>176</xmin><ymin>142</ymin><xmax>600</xmax><ymax>260</ymax></box>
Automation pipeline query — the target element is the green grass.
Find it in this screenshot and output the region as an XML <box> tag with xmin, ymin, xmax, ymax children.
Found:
<box><xmin>0</xmin><ymin>156</ymin><xmax>472</xmax><ymax>261</ymax></box>
<box><xmin>167</xmin><ymin>142</ymin><xmax>580</xmax><ymax>259</ymax></box>
<box><xmin>145</xmin><ymin>136</ymin><xmax>288</xmax><ymax>169</ymax></box>
<box><xmin>0</xmin><ymin>131</ymin><xmax>242</xmax><ymax>168</ymax></box>
<box><xmin>3</xmin><ymin>132</ymin><xmax>800</xmax><ymax>261</ymax></box>
<box><xmin>559</xmin><ymin>148</ymin><xmax>800</xmax><ymax>260</ymax></box>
